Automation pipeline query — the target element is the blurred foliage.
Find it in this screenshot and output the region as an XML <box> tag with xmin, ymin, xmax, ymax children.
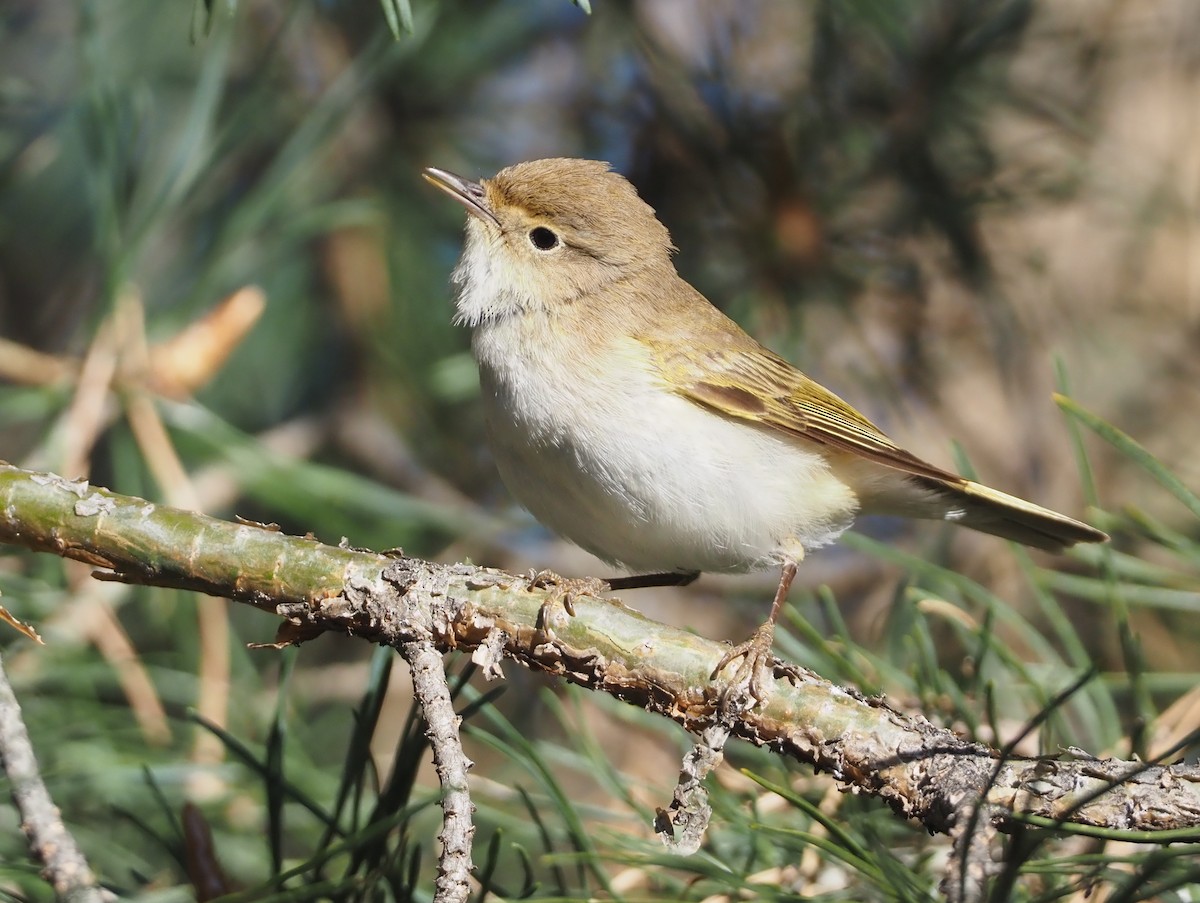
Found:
<box><xmin>1</xmin><ymin>0</ymin><xmax>1199</xmax><ymax>899</ymax></box>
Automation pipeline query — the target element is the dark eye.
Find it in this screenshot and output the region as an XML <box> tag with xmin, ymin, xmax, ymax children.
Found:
<box><xmin>528</xmin><ymin>227</ymin><xmax>559</xmax><ymax>251</ymax></box>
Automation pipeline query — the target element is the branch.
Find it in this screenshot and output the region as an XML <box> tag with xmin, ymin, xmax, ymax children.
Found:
<box><xmin>393</xmin><ymin>571</ymin><xmax>474</xmax><ymax>903</ymax></box>
<box><xmin>0</xmin><ymin>650</ymin><xmax>113</xmax><ymax>903</ymax></box>
<box><xmin>1</xmin><ymin>463</ymin><xmax>1198</xmax><ymax>894</ymax></box>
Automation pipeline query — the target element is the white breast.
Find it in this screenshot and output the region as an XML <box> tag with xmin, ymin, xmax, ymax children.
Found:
<box><xmin>471</xmin><ymin>316</ymin><xmax>861</xmax><ymax>575</ymax></box>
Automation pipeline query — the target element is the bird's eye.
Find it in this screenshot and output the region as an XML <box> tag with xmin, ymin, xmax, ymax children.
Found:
<box><xmin>528</xmin><ymin>227</ymin><xmax>559</xmax><ymax>251</ymax></box>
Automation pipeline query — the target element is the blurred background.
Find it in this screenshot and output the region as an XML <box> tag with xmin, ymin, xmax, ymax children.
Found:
<box><xmin>1</xmin><ymin>0</ymin><xmax>1198</xmax><ymax>898</ymax></box>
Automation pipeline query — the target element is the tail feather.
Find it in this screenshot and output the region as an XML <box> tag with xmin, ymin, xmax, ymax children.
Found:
<box><xmin>932</xmin><ymin>479</ymin><xmax>1108</xmax><ymax>553</ymax></box>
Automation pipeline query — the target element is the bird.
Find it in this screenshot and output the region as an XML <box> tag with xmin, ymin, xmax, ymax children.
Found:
<box><xmin>423</xmin><ymin>157</ymin><xmax>1108</xmax><ymax>700</ymax></box>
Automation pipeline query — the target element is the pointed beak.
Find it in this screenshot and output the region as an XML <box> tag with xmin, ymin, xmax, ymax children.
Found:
<box><xmin>423</xmin><ymin>166</ymin><xmax>500</xmax><ymax>228</ymax></box>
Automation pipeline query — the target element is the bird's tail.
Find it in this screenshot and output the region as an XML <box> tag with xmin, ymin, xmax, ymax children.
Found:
<box><xmin>928</xmin><ymin>478</ymin><xmax>1108</xmax><ymax>553</ymax></box>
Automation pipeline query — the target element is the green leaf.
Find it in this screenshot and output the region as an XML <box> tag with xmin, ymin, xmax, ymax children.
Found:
<box><xmin>380</xmin><ymin>0</ymin><xmax>414</xmax><ymax>38</ymax></box>
<box><xmin>1055</xmin><ymin>393</ymin><xmax>1200</xmax><ymax>521</ymax></box>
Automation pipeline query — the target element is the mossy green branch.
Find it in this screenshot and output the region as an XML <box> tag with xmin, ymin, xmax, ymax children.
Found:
<box><xmin>0</xmin><ymin>464</ymin><xmax>387</xmax><ymax>609</ymax></box>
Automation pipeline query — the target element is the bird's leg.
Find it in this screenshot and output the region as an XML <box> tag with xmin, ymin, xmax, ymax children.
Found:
<box><xmin>606</xmin><ymin>571</ymin><xmax>701</xmax><ymax>591</ymax></box>
<box><xmin>526</xmin><ymin>570</ymin><xmax>699</xmax><ymax>631</ymax></box>
<box><xmin>711</xmin><ymin>558</ymin><xmax>799</xmax><ymax>703</ymax></box>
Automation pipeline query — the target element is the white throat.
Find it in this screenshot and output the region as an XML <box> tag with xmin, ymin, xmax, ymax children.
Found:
<box><xmin>451</xmin><ymin>225</ymin><xmax>537</xmax><ymax>327</ymax></box>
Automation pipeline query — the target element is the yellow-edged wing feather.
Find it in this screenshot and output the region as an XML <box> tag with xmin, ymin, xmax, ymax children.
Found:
<box><xmin>652</xmin><ymin>339</ymin><xmax>962</xmax><ymax>484</ymax></box>
<box><xmin>645</xmin><ymin>320</ymin><xmax>1108</xmax><ymax>552</ymax></box>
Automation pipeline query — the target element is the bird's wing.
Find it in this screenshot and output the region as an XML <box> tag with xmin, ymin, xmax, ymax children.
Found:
<box><xmin>651</xmin><ymin>340</ymin><xmax>964</xmax><ymax>485</ymax></box>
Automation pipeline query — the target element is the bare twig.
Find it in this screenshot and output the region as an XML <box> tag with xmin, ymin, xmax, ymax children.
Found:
<box><xmin>0</xmin><ymin>336</ymin><xmax>77</xmax><ymax>386</ymax></box>
<box><xmin>654</xmin><ymin>721</ymin><xmax>731</xmax><ymax>854</ymax></box>
<box><xmin>947</xmin><ymin>803</ymin><xmax>1001</xmax><ymax>903</ymax></box>
<box><xmin>81</xmin><ymin>580</ymin><xmax>174</xmax><ymax>747</ymax></box>
<box><xmin>0</xmin><ymin>651</ymin><xmax>113</xmax><ymax>902</ymax></box>
<box><xmin>386</xmin><ymin>564</ymin><xmax>475</xmax><ymax>903</ymax></box>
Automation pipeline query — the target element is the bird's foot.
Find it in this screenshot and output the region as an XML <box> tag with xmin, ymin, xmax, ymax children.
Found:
<box><xmin>524</xmin><ymin>569</ymin><xmax>610</xmax><ymax>629</ymax></box>
<box><xmin>711</xmin><ymin>621</ymin><xmax>806</xmax><ymax>706</ymax></box>
<box><xmin>711</xmin><ymin>622</ymin><xmax>777</xmax><ymax>705</ymax></box>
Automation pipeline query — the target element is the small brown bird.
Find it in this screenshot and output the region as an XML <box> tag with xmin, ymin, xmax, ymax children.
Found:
<box><xmin>425</xmin><ymin>158</ymin><xmax>1107</xmax><ymax>699</ymax></box>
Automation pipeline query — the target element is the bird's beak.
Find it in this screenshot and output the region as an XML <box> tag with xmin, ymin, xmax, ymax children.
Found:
<box><xmin>422</xmin><ymin>167</ymin><xmax>501</xmax><ymax>228</ymax></box>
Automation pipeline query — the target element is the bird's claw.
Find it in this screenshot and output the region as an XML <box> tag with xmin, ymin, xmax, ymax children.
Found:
<box><xmin>525</xmin><ymin>569</ymin><xmax>609</xmax><ymax>628</ymax></box>
<box><xmin>710</xmin><ymin>621</ymin><xmax>806</xmax><ymax>706</ymax></box>
<box><xmin>712</xmin><ymin>623</ymin><xmax>777</xmax><ymax>705</ymax></box>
